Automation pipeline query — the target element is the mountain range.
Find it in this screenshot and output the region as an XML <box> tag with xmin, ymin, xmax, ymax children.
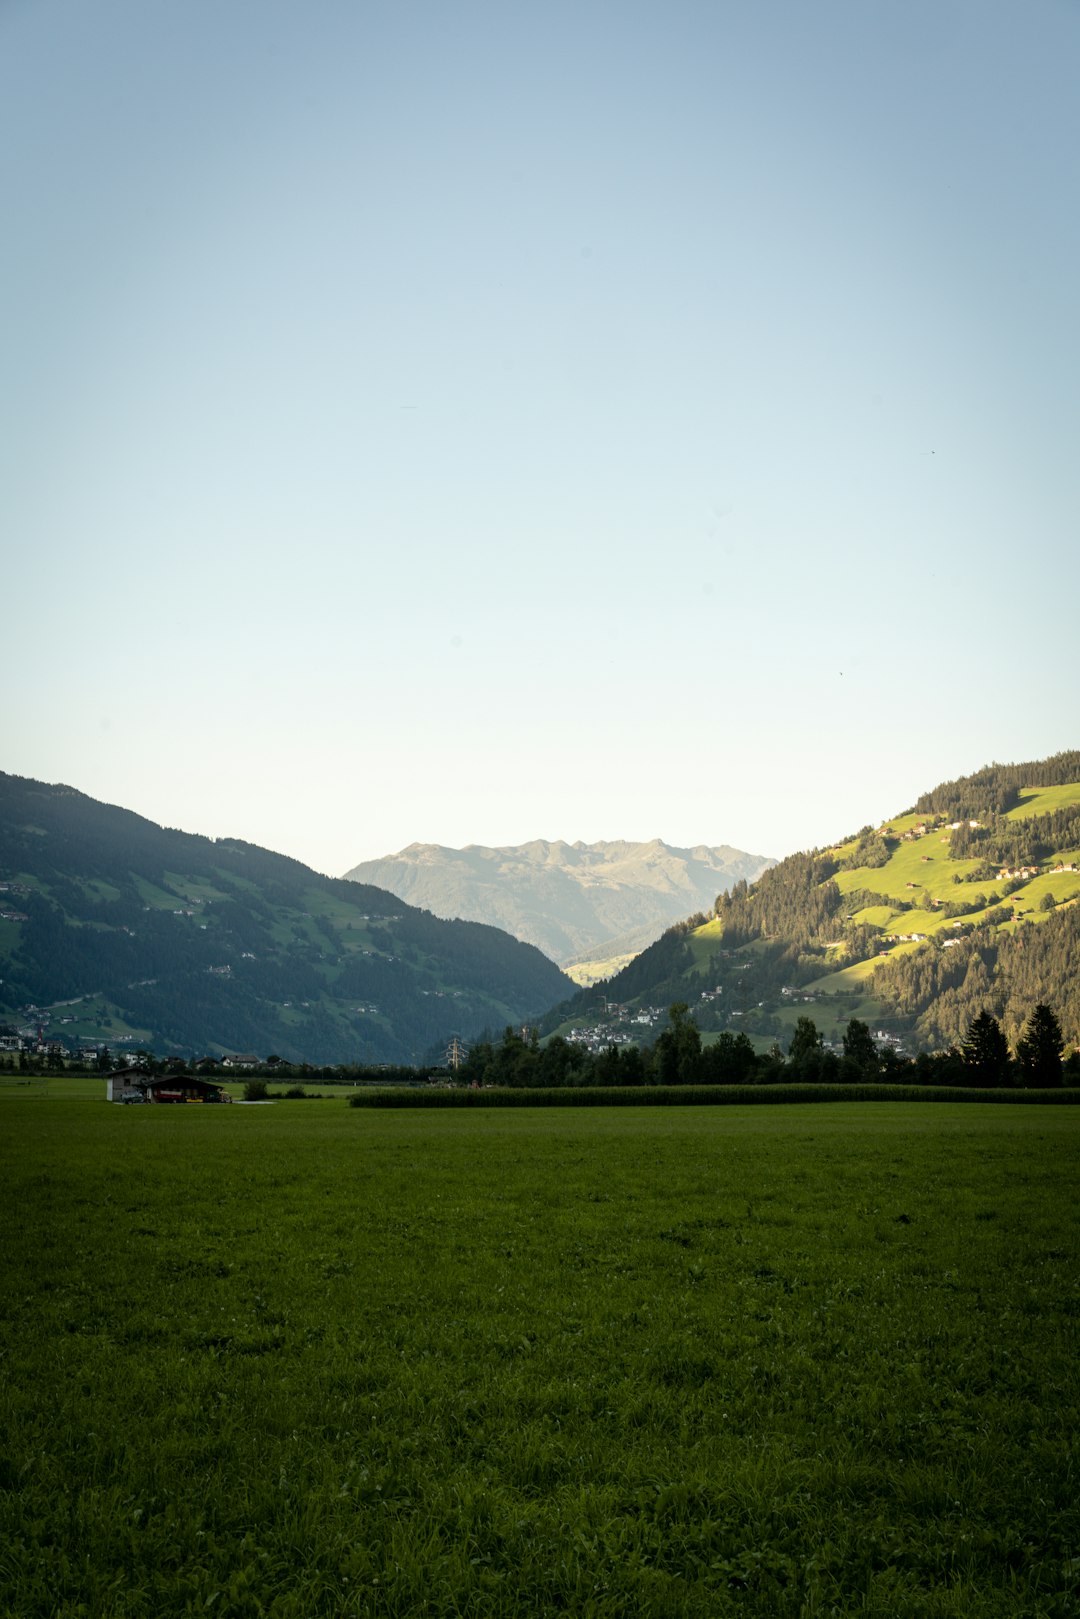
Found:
<box><xmin>343</xmin><ymin>838</ymin><xmax>774</xmax><ymax>972</ymax></box>
<box><xmin>0</xmin><ymin>773</ymin><xmax>570</xmax><ymax>1065</ymax></box>
<box><xmin>5</xmin><ymin>755</ymin><xmax>1078</xmax><ymax>1070</ymax></box>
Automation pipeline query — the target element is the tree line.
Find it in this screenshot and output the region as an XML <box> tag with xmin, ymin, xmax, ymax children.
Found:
<box><xmin>9</xmin><ymin>996</ymin><xmax>1073</xmax><ymax>1092</ymax></box>
<box><xmin>913</xmin><ymin>751</ymin><xmax>1080</xmax><ymax>821</ymax></box>
<box><xmin>461</xmin><ymin>999</ymin><xmax>1076</xmax><ymax>1090</ymax></box>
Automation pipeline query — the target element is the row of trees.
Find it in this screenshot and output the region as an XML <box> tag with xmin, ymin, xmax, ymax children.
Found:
<box><xmin>461</xmin><ymin>1012</ymin><xmax>762</xmax><ymax>1089</ymax></box>
<box><xmin>460</xmin><ymin>1001</ymin><xmax>1076</xmax><ymax>1090</ymax></box>
<box><xmin>785</xmin><ymin>1003</ymin><xmax>1072</xmax><ymax>1087</ymax></box>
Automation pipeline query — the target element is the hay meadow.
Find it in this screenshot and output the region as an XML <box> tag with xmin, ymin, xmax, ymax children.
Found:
<box><xmin>1</xmin><ymin>1090</ymin><xmax>1078</xmax><ymax>1617</ymax></box>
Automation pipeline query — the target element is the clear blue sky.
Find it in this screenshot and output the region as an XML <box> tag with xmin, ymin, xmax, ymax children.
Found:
<box><xmin>4</xmin><ymin>0</ymin><xmax>1078</xmax><ymax>875</ymax></box>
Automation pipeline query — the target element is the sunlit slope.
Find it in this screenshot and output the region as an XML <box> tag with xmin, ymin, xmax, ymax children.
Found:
<box><xmin>542</xmin><ymin>752</ymin><xmax>1080</xmax><ymax>1054</ymax></box>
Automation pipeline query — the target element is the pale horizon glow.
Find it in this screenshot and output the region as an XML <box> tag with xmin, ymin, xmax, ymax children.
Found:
<box><xmin>4</xmin><ymin>1</ymin><xmax>1078</xmax><ymax>880</ymax></box>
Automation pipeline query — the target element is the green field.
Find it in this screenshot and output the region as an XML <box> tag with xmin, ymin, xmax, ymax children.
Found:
<box><xmin>2</xmin><ymin>1100</ymin><xmax>1078</xmax><ymax>1617</ymax></box>
<box><xmin>1007</xmin><ymin>784</ymin><xmax>1080</xmax><ymax>820</ymax></box>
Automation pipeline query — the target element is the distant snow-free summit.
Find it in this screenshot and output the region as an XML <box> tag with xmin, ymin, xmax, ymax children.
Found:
<box><xmin>342</xmin><ymin>838</ymin><xmax>775</xmax><ymax>971</ymax></box>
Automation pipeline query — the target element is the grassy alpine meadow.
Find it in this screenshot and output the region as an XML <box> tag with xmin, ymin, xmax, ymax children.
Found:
<box><xmin>1</xmin><ymin>1099</ymin><xmax>1078</xmax><ymax>1618</ymax></box>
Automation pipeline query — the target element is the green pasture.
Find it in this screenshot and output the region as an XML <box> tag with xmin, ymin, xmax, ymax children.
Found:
<box><xmin>133</xmin><ymin>874</ymin><xmax>185</xmax><ymax>909</ymax></box>
<box><xmin>834</xmin><ymin>837</ymin><xmax>996</xmax><ymax>907</ymax></box>
<box><xmin>1006</xmin><ymin>783</ymin><xmax>1080</xmax><ymax>819</ymax></box>
<box><xmin>847</xmin><ymin>904</ymin><xmax>898</xmax><ymax>929</ymax></box>
<box><xmin>844</xmin><ymin>906</ymin><xmax>963</xmax><ymax>941</ymax></box>
<box><xmin>161</xmin><ymin>869</ymin><xmax>228</xmax><ymax>905</ymax></box>
<box><xmin>805</xmin><ymin>941</ymin><xmax>923</xmax><ymax>996</ymax></box>
<box><xmin>2</xmin><ymin>1100</ymin><xmax>1077</xmax><ymax>1618</ymax></box>
<box><xmin>1007</xmin><ymin>871</ymin><xmax>1080</xmax><ymax>911</ymax></box>
<box><xmin>79</xmin><ymin>877</ymin><xmax>125</xmax><ymax>903</ymax></box>
<box><xmin>684</xmin><ymin>920</ymin><xmax>725</xmax><ymax>976</ymax></box>
<box><xmin>802</xmin><ymin>958</ymin><xmax>877</xmax><ymax>993</ymax></box>
<box><xmin>875</xmin><ymin>811</ymin><xmax>927</xmax><ymax>838</ymax></box>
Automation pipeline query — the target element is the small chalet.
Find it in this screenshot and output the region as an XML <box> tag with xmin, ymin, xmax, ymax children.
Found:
<box><xmin>107</xmin><ymin>1071</ymin><xmax>232</xmax><ymax>1104</ymax></box>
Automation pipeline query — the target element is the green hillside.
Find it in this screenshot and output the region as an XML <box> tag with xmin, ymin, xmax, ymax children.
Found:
<box><xmin>542</xmin><ymin>752</ymin><xmax>1080</xmax><ymax>1055</ymax></box>
<box><xmin>0</xmin><ymin>774</ymin><xmax>571</xmax><ymax>1064</ymax></box>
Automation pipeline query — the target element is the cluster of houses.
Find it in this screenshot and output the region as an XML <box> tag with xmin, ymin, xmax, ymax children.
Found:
<box><xmin>563</xmin><ymin>1004</ymin><xmax>666</xmax><ymax>1052</ymax></box>
<box><xmin>891</xmin><ymin>818</ymin><xmax>980</xmax><ymax>843</ymax></box>
<box><xmin>0</xmin><ymin>880</ymin><xmax>30</xmax><ymax>921</ymax></box>
<box><xmin>563</xmin><ymin>1026</ymin><xmax>637</xmax><ymax>1054</ymax></box>
<box><xmin>992</xmin><ymin>860</ymin><xmax>1076</xmax><ymax>881</ymax></box>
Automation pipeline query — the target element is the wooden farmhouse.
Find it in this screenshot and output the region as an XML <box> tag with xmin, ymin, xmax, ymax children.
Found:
<box><xmin>106</xmin><ymin>1071</ymin><xmax>232</xmax><ymax>1104</ymax></box>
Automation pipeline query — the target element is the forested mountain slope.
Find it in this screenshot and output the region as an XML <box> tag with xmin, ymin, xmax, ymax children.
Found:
<box><xmin>542</xmin><ymin>752</ymin><xmax>1080</xmax><ymax>1054</ymax></box>
<box><xmin>343</xmin><ymin>838</ymin><xmax>774</xmax><ymax>966</ymax></box>
<box><xmin>0</xmin><ymin>774</ymin><xmax>571</xmax><ymax>1063</ymax></box>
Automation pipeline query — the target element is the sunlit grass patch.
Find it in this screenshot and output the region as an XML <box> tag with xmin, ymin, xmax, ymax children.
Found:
<box><xmin>1006</xmin><ymin>782</ymin><xmax>1080</xmax><ymax>819</ymax></box>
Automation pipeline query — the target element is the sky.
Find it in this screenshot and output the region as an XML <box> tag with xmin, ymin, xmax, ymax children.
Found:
<box><xmin>4</xmin><ymin>0</ymin><xmax>1079</xmax><ymax>877</ymax></box>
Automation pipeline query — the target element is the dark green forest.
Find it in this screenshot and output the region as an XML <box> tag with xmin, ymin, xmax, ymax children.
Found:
<box><xmin>873</xmin><ymin>905</ymin><xmax>1080</xmax><ymax>1050</ymax></box>
<box><xmin>0</xmin><ymin>774</ymin><xmax>570</xmax><ymax>1063</ymax></box>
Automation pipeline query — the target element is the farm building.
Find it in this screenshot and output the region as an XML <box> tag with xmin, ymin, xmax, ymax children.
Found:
<box><xmin>106</xmin><ymin>1071</ymin><xmax>232</xmax><ymax>1104</ymax></box>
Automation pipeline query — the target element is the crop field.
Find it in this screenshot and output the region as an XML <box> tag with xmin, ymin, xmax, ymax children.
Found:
<box><xmin>2</xmin><ymin>1100</ymin><xmax>1078</xmax><ymax>1618</ymax></box>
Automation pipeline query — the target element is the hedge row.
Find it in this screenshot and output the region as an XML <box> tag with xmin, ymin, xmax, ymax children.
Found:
<box><xmin>348</xmin><ymin>1082</ymin><xmax>1080</xmax><ymax>1109</ymax></box>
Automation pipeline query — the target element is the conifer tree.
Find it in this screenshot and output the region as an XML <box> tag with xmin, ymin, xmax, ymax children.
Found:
<box><xmin>1015</xmin><ymin>1002</ymin><xmax>1064</xmax><ymax>1087</ymax></box>
<box><xmin>961</xmin><ymin>1010</ymin><xmax>1011</xmax><ymax>1086</ymax></box>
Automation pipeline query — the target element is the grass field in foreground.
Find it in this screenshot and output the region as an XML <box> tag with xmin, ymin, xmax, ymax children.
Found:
<box><xmin>2</xmin><ymin>1103</ymin><xmax>1078</xmax><ymax>1618</ymax></box>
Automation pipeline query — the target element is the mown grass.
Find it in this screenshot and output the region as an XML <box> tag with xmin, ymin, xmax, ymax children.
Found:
<box><xmin>1</xmin><ymin>1103</ymin><xmax>1078</xmax><ymax>1617</ymax></box>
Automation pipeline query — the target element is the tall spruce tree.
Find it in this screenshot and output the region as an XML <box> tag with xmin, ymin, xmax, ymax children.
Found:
<box><xmin>961</xmin><ymin>1009</ymin><xmax>1011</xmax><ymax>1086</ymax></box>
<box><xmin>1015</xmin><ymin>1002</ymin><xmax>1064</xmax><ymax>1087</ymax></box>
